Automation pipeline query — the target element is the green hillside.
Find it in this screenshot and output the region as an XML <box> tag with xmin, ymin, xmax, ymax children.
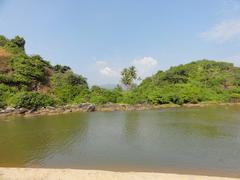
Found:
<box><xmin>0</xmin><ymin>35</ymin><xmax>240</xmax><ymax>109</ymax></box>
<box><xmin>132</xmin><ymin>60</ymin><xmax>240</xmax><ymax>104</ymax></box>
<box><xmin>0</xmin><ymin>35</ymin><xmax>89</xmax><ymax>108</ymax></box>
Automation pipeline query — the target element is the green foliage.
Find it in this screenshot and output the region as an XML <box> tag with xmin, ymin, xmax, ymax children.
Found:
<box><xmin>10</xmin><ymin>92</ymin><xmax>55</xmax><ymax>109</ymax></box>
<box><xmin>117</xmin><ymin>91</ymin><xmax>138</xmax><ymax>104</ymax></box>
<box><xmin>51</xmin><ymin>71</ymin><xmax>88</xmax><ymax>104</ymax></box>
<box><xmin>10</xmin><ymin>54</ymin><xmax>48</xmax><ymax>85</ymax></box>
<box><xmin>112</xmin><ymin>85</ymin><xmax>124</xmax><ymax>102</ymax></box>
<box><xmin>73</xmin><ymin>89</ymin><xmax>90</xmax><ymax>104</ymax></box>
<box><xmin>53</xmin><ymin>64</ymin><xmax>71</xmax><ymax>73</ymax></box>
<box><xmin>10</xmin><ymin>36</ymin><xmax>25</xmax><ymax>51</ymax></box>
<box><xmin>67</xmin><ymin>73</ymin><xmax>88</xmax><ymax>87</ymax></box>
<box><xmin>0</xmin><ymin>97</ymin><xmax>4</xmax><ymax>108</ymax></box>
<box><xmin>0</xmin><ymin>35</ymin><xmax>8</xmax><ymax>46</ymax></box>
<box><xmin>0</xmin><ymin>83</ymin><xmax>18</xmax><ymax>108</ymax></box>
<box><xmin>134</xmin><ymin>60</ymin><xmax>240</xmax><ymax>105</ymax></box>
<box><xmin>1</xmin><ymin>35</ymin><xmax>240</xmax><ymax>108</ymax></box>
<box><xmin>121</xmin><ymin>66</ymin><xmax>138</xmax><ymax>89</ymax></box>
<box><xmin>0</xmin><ymin>90</ymin><xmax>6</xmax><ymax>108</ymax></box>
<box><xmin>0</xmin><ymin>35</ymin><xmax>52</xmax><ymax>90</ymax></box>
<box><xmin>89</xmin><ymin>86</ymin><xmax>118</xmax><ymax>104</ymax></box>
<box><xmin>3</xmin><ymin>36</ymin><xmax>26</xmax><ymax>54</ymax></box>
<box><xmin>0</xmin><ymin>35</ymin><xmax>90</xmax><ymax>108</ymax></box>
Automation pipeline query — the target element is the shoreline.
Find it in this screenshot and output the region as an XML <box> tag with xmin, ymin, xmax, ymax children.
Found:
<box><xmin>1</xmin><ymin>102</ymin><xmax>240</xmax><ymax>118</ymax></box>
<box><xmin>0</xmin><ymin>168</ymin><xmax>238</xmax><ymax>180</ymax></box>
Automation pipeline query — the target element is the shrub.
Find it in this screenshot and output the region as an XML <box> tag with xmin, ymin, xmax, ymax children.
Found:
<box><xmin>0</xmin><ymin>95</ymin><xmax>6</xmax><ymax>108</ymax></box>
<box><xmin>73</xmin><ymin>89</ymin><xmax>90</xmax><ymax>104</ymax></box>
<box><xmin>10</xmin><ymin>92</ymin><xmax>55</xmax><ymax>109</ymax></box>
<box><xmin>89</xmin><ymin>86</ymin><xmax>118</xmax><ymax>104</ymax></box>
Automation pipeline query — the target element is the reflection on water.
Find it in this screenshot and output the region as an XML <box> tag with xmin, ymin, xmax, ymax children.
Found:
<box><xmin>0</xmin><ymin>105</ymin><xmax>240</xmax><ymax>175</ymax></box>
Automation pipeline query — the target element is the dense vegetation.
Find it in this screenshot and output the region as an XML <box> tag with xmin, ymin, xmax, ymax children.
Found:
<box><xmin>0</xmin><ymin>35</ymin><xmax>240</xmax><ymax>109</ymax></box>
<box><xmin>133</xmin><ymin>60</ymin><xmax>240</xmax><ymax>105</ymax></box>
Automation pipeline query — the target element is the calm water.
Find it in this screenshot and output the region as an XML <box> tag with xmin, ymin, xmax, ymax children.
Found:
<box><xmin>0</xmin><ymin>106</ymin><xmax>240</xmax><ymax>176</ymax></box>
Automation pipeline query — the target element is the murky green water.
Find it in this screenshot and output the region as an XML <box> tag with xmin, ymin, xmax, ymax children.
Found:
<box><xmin>0</xmin><ymin>105</ymin><xmax>240</xmax><ymax>176</ymax></box>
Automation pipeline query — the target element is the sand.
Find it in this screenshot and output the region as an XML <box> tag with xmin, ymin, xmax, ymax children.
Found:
<box><xmin>0</xmin><ymin>168</ymin><xmax>238</xmax><ymax>180</ymax></box>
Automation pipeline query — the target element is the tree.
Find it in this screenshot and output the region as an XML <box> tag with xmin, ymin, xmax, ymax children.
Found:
<box><xmin>67</xmin><ymin>73</ymin><xmax>88</xmax><ymax>87</ymax></box>
<box><xmin>53</xmin><ymin>64</ymin><xmax>71</xmax><ymax>73</ymax></box>
<box><xmin>121</xmin><ymin>66</ymin><xmax>138</xmax><ymax>90</ymax></box>
<box><xmin>51</xmin><ymin>72</ymin><xmax>89</xmax><ymax>104</ymax></box>
<box><xmin>11</xmin><ymin>36</ymin><xmax>25</xmax><ymax>51</ymax></box>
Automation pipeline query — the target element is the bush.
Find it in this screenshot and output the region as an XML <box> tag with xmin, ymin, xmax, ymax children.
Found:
<box><xmin>51</xmin><ymin>72</ymin><xmax>89</xmax><ymax>104</ymax></box>
<box><xmin>0</xmin><ymin>96</ymin><xmax>6</xmax><ymax>108</ymax></box>
<box><xmin>0</xmin><ymin>83</ymin><xmax>18</xmax><ymax>108</ymax></box>
<box><xmin>89</xmin><ymin>86</ymin><xmax>118</xmax><ymax>104</ymax></box>
<box><xmin>73</xmin><ymin>89</ymin><xmax>90</xmax><ymax>104</ymax></box>
<box><xmin>10</xmin><ymin>92</ymin><xmax>56</xmax><ymax>109</ymax></box>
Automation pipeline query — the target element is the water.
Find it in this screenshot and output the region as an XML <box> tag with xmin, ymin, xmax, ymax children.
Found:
<box><xmin>0</xmin><ymin>105</ymin><xmax>240</xmax><ymax>176</ymax></box>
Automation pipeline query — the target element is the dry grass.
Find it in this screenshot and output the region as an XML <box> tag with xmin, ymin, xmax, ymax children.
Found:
<box><xmin>0</xmin><ymin>48</ymin><xmax>11</xmax><ymax>73</ymax></box>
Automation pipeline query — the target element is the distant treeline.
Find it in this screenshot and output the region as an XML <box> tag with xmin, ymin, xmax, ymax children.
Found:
<box><xmin>0</xmin><ymin>35</ymin><xmax>240</xmax><ymax>109</ymax></box>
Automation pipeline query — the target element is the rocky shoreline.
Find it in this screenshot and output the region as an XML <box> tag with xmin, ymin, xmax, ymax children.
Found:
<box><xmin>0</xmin><ymin>102</ymin><xmax>240</xmax><ymax>118</ymax></box>
<box><xmin>0</xmin><ymin>103</ymin><xmax>97</xmax><ymax>117</ymax></box>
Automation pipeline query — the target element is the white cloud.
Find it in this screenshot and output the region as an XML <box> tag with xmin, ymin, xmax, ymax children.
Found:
<box><xmin>201</xmin><ymin>19</ymin><xmax>240</xmax><ymax>43</ymax></box>
<box><xmin>99</xmin><ymin>66</ymin><xmax>119</xmax><ymax>76</ymax></box>
<box><xmin>132</xmin><ymin>57</ymin><xmax>158</xmax><ymax>78</ymax></box>
<box><xmin>95</xmin><ymin>57</ymin><xmax>159</xmax><ymax>81</ymax></box>
<box><xmin>133</xmin><ymin>57</ymin><xmax>158</xmax><ymax>67</ymax></box>
<box><xmin>96</xmin><ymin>60</ymin><xmax>119</xmax><ymax>77</ymax></box>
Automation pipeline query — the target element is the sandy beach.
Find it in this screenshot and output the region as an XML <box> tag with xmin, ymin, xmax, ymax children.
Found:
<box><xmin>0</xmin><ymin>168</ymin><xmax>238</xmax><ymax>180</ymax></box>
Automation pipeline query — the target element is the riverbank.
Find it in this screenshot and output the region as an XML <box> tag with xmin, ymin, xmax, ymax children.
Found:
<box><xmin>0</xmin><ymin>168</ymin><xmax>238</xmax><ymax>180</ymax></box>
<box><xmin>1</xmin><ymin>102</ymin><xmax>240</xmax><ymax>118</ymax></box>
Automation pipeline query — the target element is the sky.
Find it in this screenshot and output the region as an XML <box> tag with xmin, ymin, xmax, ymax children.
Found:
<box><xmin>1</xmin><ymin>0</ymin><xmax>240</xmax><ymax>85</ymax></box>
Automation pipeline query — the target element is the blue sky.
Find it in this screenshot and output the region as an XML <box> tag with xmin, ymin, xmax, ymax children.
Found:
<box><xmin>1</xmin><ymin>0</ymin><xmax>240</xmax><ymax>85</ymax></box>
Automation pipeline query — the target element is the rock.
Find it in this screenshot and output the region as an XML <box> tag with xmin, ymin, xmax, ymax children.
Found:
<box><xmin>29</xmin><ymin>108</ymin><xmax>37</xmax><ymax>113</ymax></box>
<box><xmin>46</xmin><ymin>106</ymin><xmax>55</xmax><ymax>110</ymax></box>
<box><xmin>5</xmin><ymin>107</ymin><xmax>15</xmax><ymax>113</ymax></box>
<box><xmin>64</xmin><ymin>105</ymin><xmax>72</xmax><ymax>109</ymax></box>
<box><xmin>87</xmin><ymin>104</ymin><xmax>95</xmax><ymax>112</ymax></box>
<box><xmin>78</xmin><ymin>103</ymin><xmax>96</xmax><ymax>112</ymax></box>
<box><xmin>0</xmin><ymin>109</ymin><xmax>5</xmax><ymax>114</ymax></box>
<box><xmin>17</xmin><ymin>108</ymin><xmax>28</xmax><ymax>114</ymax></box>
<box><xmin>63</xmin><ymin>110</ymin><xmax>71</xmax><ymax>114</ymax></box>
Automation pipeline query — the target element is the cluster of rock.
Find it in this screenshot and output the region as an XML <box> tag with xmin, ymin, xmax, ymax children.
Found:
<box><xmin>3</xmin><ymin>102</ymin><xmax>233</xmax><ymax>117</ymax></box>
<box><xmin>0</xmin><ymin>103</ymin><xmax>167</xmax><ymax>117</ymax></box>
<box><xmin>97</xmin><ymin>103</ymin><xmax>154</xmax><ymax>112</ymax></box>
<box><xmin>0</xmin><ymin>103</ymin><xmax>96</xmax><ymax>117</ymax></box>
<box><xmin>0</xmin><ymin>107</ymin><xmax>29</xmax><ymax>115</ymax></box>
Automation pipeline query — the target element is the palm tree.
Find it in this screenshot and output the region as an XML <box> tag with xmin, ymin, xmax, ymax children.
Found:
<box><xmin>121</xmin><ymin>66</ymin><xmax>138</xmax><ymax>90</ymax></box>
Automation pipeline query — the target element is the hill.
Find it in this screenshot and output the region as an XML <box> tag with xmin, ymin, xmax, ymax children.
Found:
<box><xmin>131</xmin><ymin>60</ymin><xmax>240</xmax><ymax>104</ymax></box>
<box><xmin>0</xmin><ymin>35</ymin><xmax>240</xmax><ymax>109</ymax></box>
<box><xmin>0</xmin><ymin>35</ymin><xmax>89</xmax><ymax>108</ymax></box>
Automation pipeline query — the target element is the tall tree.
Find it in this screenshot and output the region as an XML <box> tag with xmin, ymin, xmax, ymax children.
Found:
<box><xmin>121</xmin><ymin>66</ymin><xmax>138</xmax><ymax>89</ymax></box>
